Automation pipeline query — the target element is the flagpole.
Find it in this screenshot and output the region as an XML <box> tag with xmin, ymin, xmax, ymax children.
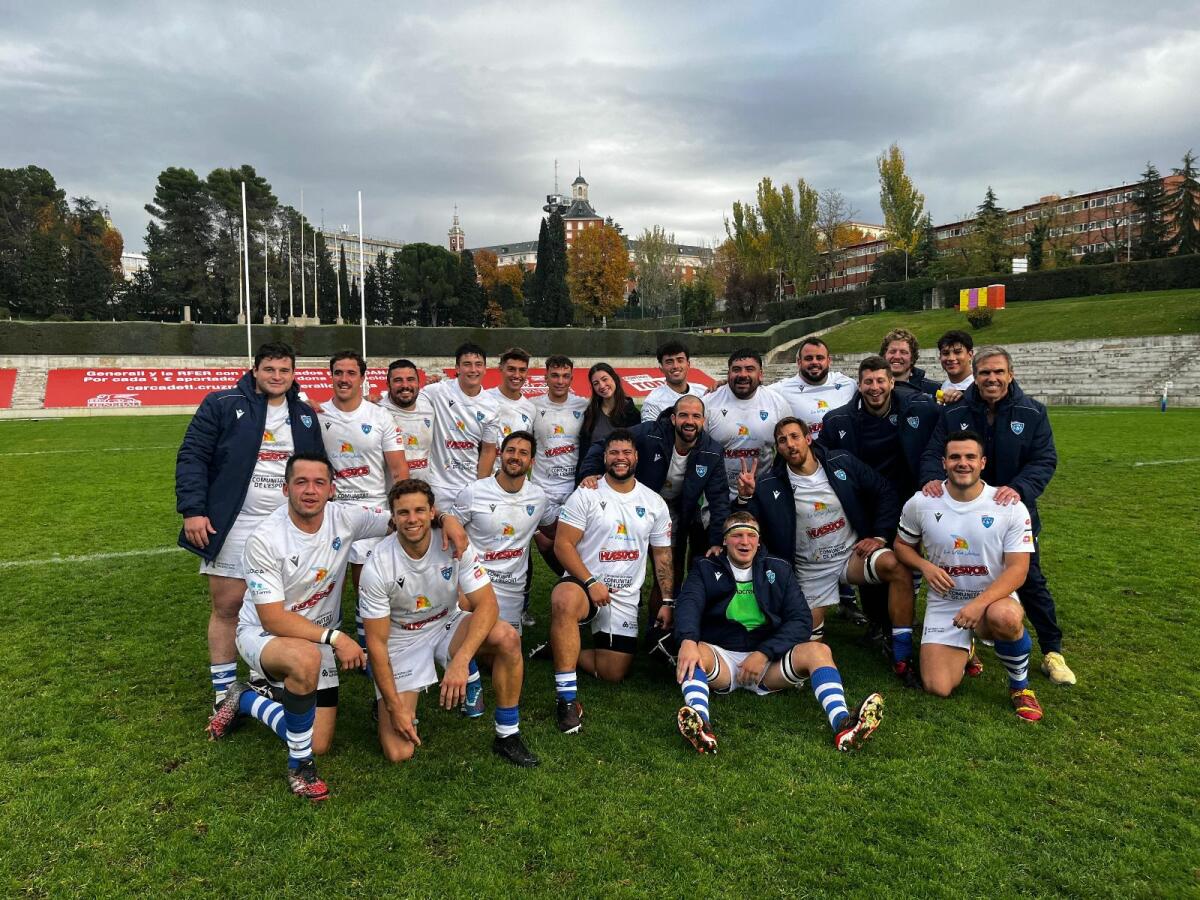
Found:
<box><xmin>263</xmin><ymin>227</ymin><xmax>269</xmax><ymax>323</ymax></box>
<box><xmin>313</xmin><ymin>229</ymin><xmax>319</xmax><ymax>324</ymax></box>
<box><xmin>241</xmin><ymin>182</ymin><xmax>252</xmax><ymax>362</ymax></box>
<box><xmin>287</xmin><ymin>228</ymin><xmax>294</xmax><ymax>321</ymax></box>
<box><xmin>299</xmin><ymin>191</ymin><xmax>307</xmax><ymax>323</ymax></box>
<box><xmin>336</xmin><ymin>243</ymin><xmax>343</xmax><ymax>325</ymax></box>
<box><xmin>358</xmin><ymin>191</ymin><xmax>367</xmax><ymax>360</ymax></box>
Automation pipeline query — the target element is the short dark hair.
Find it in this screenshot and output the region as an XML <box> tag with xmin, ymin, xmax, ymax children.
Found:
<box><xmin>797</xmin><ymin>336</ymin><xmax>829</xmax><ymax>357</ymax></box>
<box><xmin>387</xmin><ymin>358</ymin><xmax>419</xmax><ymax>378</ymax></box>
<box><xmin>545</xmin><ymin>354</ymin><xmax>574</xmax><ymax>370</ymax></box>
<box><xmin>603</xmin><ymin>428</ymin><xmax>637</xmax><ymax>452</ymax></box>
<box><xmin>656</xmin><ymin>340</ymin><xmax>690</xmax><ymax>363</ymax></box>
<box><xmin>501</xmin><ymin>429</ymin><xmax>537</xmax><ymax>456</ymax></box>
<box><xmin>454</xmin><ymin>341</ymin><xmax>487</xmax><ymax>365</ymax></box>
<box><xmin>387</xmin><ymin>477</ymin><xmax>436</xmax><ymax>511</ymax></box>
<box><xmin>499</xmin><ymin>347</ymin><xmax>531</xmax><ymax>366</ymax></box>
<box><xmin>773</xmin><ymin>415</ymin><xmax>811</xmax><ymax>440</ymax></box>
<box><xmin>727</xmin><ymin>348</ymin><xmax>763</xmax><ymax>368</ymax></box>
<box><xmin>330</xmin><ymin>349</ymin><xmax>367</xmax><ymax>375</ymax></box>
<box><xmin>254</xmin><ymin>342</ymin><xmax>296</xmax><ymax>369</ymax></box>
<box><xmin>672</xmin><ymin>394</ymin><xmax>705</xmax><ymax>414</ymax></box>
<box><xmin>944</xmin><ymin>429</ymin><xmax>986</xmax><ymax>455</ymax></box>
<box><xmin>857</xmin><ymin>355</ymin><xmax>892</xmax><ymax>380</ymax></box>
<box><xmin>937</xmin><ymin>330</ymin><xmax>974</xmax><ymax>352</ymax></box>
<box><xmin>285</xmin><ymin>451</ymin><xmax>333</xmax><ymax>482</ymax></box>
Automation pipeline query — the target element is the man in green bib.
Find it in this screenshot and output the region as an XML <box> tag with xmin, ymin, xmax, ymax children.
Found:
<box><xmin>672</xmin><ymin>511</ymin><xmax>884</xmax><ymax>754</ymax></box>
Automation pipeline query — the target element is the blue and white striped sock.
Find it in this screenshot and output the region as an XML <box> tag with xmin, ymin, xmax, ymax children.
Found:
<box><xmin>281</xmin><ymin>688</ymin><xmax>317</xmax><ymax>770</ymax></box>
<box><xmin>995</xmin><ymin>632</ymin><xmax>1032</xmax><ymax>690</ymax></box>
<box><xmin>811</xmin><ymin>665</ymin><xmax>850</xmax><ymax>731</ymax></box>
<box><xmin>495</xmin><ymin>705</ymin><xmax>520</xmax><ymax>738</ymax></box>
<box><xmin>681</xmin><ymin>666</ymin><xmax>712</xmax><ymax>724</ymax></box>
<box><xmin>238</xmin><ymin>689</ymin><xmax>287</xmax><ymax>740</ymax></box>
<box><xmin>554</xmin><ymin>670</ymin><xmax>577</xmax><ymax>702</ymax></box>
<box><xmin>210</xmin><ymin>661</ymin><xmax>237</xmax><ymax>701</ymax></box>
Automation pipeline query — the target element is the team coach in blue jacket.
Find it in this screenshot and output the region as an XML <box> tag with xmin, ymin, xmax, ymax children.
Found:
<box><xmin>578</xmin><ymin>394</ymin><xmax>730</xmax><ymax>636</ymax></box>
<box><xmin>175</xmin><ymin>342</ymin><xmax>324</xmax><ymax>714</ymax></box>
<box><xmin>919</xmin><ymin>345</ymin><xmax>1076</xmax><ymax>686</ymax></box>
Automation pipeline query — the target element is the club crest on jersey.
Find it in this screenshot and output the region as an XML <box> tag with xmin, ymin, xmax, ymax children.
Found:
<box><xmin>300</xmin><ymin>415</ymin><xmax>313</xmax><ymax>428</ymax></box>
<box><xmin>888</xmin><ymin>414</ymin><xmax>898</xmax><ymax>425</ymax></box>
<box><xmin>332</xmin><ymin>537</ymin><xmax>342</xmax><ymax>550</ymax></box>
<box><xmin>981</xmin><ymin>516</ymin><xmax>995</xmax><ymax>528</ymax></box>
<box><xmin>636</xmin><ymin>506</ymin><xmax>645</xmax><ymax>517</ymax></box>
<box><xmin>695</xmin><ymin>465</ymin><xmax>707</xmax><ymax>477</ymax></box>
<box><xmin>573</xmin><ymin>411</ymin><xmax>582</xmax><ymax>419</ymax></box>
<box><xmin>475</xmin><ymin>412</ymin><xmax>485</xmax><ymax>422</ymax></box>
<box><xmin>834</xmin><ymin>469</ymin><xmax>847</xmax><ymax>481</ymax></box>
<box><xmin>1011</xmin><ymin>421</ymin><xmax>1025</xmax><ymax>435</ymax></box>
<box><xmin>440</xmin><ymin>566</ymin><xmax>453</xmax><ymax>580</ymax></box>
<box><xmin>766</xmin><ymin>570</ymin><xmax>776</xmax><ymax>584</ymax></box>
<box><xmin>526</xmin><ymin>504</ymin><xmax>535</xmax><ymax>516</ymax></box>
<box><xmin>361</xmin><ymin>423</ymin><xmax>373</xmax><ymax>434</ymax></box>
<box><xmin>759</xmin><ymin>410</ymin><xmax>769</xmax><ymax>420</ymax></box>
<box><xmin>907</xmin><ymin>416</ymin><xmax>919</xmax><ymax>429</ymax></box>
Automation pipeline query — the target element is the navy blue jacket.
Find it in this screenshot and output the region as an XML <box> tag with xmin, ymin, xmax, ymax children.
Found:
<box><xmin>816</xmin><ymin>389</ymin><xmax>940</xmax><ymax>496</ymax></box>
<box><xmin>920</xmin><ymin>381</ymin><xmax>1057</xmax><ymax>534</ymax></box>
<box><xmin>894</xmin><ymin>364</ymin><xmax>941</xmax><ymax>398</ymax></box>
<box><xmin>674</xmin><ymin>550</ymin><xmax>812</xmax><ymax>659</ymax></box>
<box><xmin>736</xmin><ymin>446</ymin><xmax>900</xmax><ymax>561</ymax></box>
<box><xmin>579</xmin><ymin>417</ymin><xmax>731</xmax><ymax>547</ymax></box>
<box><xmin>175</xmin><ymin>371</ymin><xmax>323</xmax><ymax>561</ymax></box>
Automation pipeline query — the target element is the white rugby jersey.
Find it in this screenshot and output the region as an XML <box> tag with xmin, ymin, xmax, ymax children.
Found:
<box><xmin>898</xmin><ymin>484</ymin><xmax>1034</xmax><ymax>608</ymax></box>
<box><xmin>557</xmin><ymin>478</ymin><xmax>672</xmax><ymax>602</ymax></box>
<box><xmin>640</xmin><ymin>382</ymin><xmax>708</xmax><ymax>423</ymax></box>
<box><xmin>788</xmin><ymin>466</ymin><xmax>857</xmax><ymax>565</ymax></box>
<box><xmin>531</xmin><ymin>392</ymin><xmax>589</xmax><ymax>500</ymax></box>
<box><xmin>703</xmin><ymin>384</ymin><xmax>793</xmax><ymax>497</ymax></box>
<box><xmin>768</xmin><ymin>371</ymin><xmax>856</xmax><ymax>436</ymax></box>
<box><xmin>450</xmin><ymin>475</ymin><xmax>556</xmax><ymax>594</ymax></box>
<box><xmin>423</xmin><ymin>379</ymin><xmax>502</xmax><ymax>501</ymax></box>
<box><xmin>379</xmin><ymin>392</ymin><xmax>434</xmax><ymax>474</ymax></box>
<box><xmin>318</xmin><ymin>399</ymin><xmax>401</xmax><ymax>504</ymax></box>
<box><xmin>239</xmin><ymin>503</ymin><xmax>391</xmax><ymax>632</ymax></box>
<box><xmin>941</xmin><ymin>374</ymin><xmax>975</xmax><ymax>392</ymax></box>
<box><xmin>241</xmin><ymin>401</ymin><xmax>295</xmax><ymax>516</ymax></box>
<box><xmin>358</xmin><ymin>536</ymin><xmax>491</xmax><ymax>632</ymax></box>
<box><xmin>486</xmin><ymin>386</ymin><xmax>537</xmax><ymax>441</ymax></box>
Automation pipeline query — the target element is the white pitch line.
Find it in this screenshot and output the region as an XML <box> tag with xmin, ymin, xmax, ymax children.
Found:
<box><xmin>0</xmin><ymin>445</ymin><xmax>176</xmax><ymax>458</ymax></box>
<box><xmin>1132</xmin><ymin>457</ymin><xmax>1200</xmax><ymax>468</ymax></box>
<box><xmin>0</xmin><ymin>546</ymin><xmax>182</xmax><ymax>569</ymax></box>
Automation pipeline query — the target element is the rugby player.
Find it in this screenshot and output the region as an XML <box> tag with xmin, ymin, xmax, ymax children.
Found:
<box><xmin>450</xmin><ymin>431</ymin><xmax>556</xmax><ymax>635</ymax></box>
<box><xmin>703</xmin><ymin>348</ymin><xmax>793</xmax><ymax>498</ymax></box>
<box><xmin>530</xmin><ymin>354</ymin><xmax>589</xmax><ymax>562</ymax></box>
<box><xmin>896</xmin><ymin>431</ymin><xmax>1044</xmax><ymax>720</ymax></box>
<box><xmin>549</xmin><ymin>429</ymin><xmax>673</xmax><ymax>733</ymax></box>
<box><xmin>767</xmin><ymin>336</ymin><xmax>856</xmax><ymax>438</ymax></box>
<box><xmin>673</xmin><ymin>511</ymin><xmax>884</xmax><ymax>754</ymax></box>
<box><xmin>359</xmin><ymin>478</ymin><xmax>538</xmax><ymax>768</ymax></box>
<box><xmin>880</xmin><ymin>328</ymin><xmax>942</xmax><ymax>397</ymax></box>
<box><xmin>176</xmin><ymin>341</ymin><xmax>323</xmax><ymax>714</ymax></box>
<box><xmin>936</xmin><ymin>329</ymin><xmax>975</xmax><ymax>403</ymax></box>
<box><xmin>736</xmin><ymin>417</ymin><xmax>918</xmax><ymax>685</ymax></box>
<box><xmin>423</xmin><ymin>342</ymin><xmax>502</xmax><ymax>507</ymax></box>
<box><xmin>486</xmin><ymin>347</ymin><xmax>537</xmax><ymax>449</ymax></box>
<box><xmin>640</xmin><ymin>340</ymin><xmax>708</xmax><ymax>423</ymax></box>
<box><xmin>378</xmin><ymin>358</ymin><xmax>434</xmax><ymax>477</ymax></box>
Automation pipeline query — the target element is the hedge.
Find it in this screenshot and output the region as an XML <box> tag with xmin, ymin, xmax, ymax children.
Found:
<box><xmin>765</xmin><ymin>279</ymin><xmax>934</xmax><ymax>324</ymax></box>
<box><xmin>0</xmin><ymin>309</ymin><xmax>848</xmax><ymax>360</ymax></box>
<box><xmin>936</xmin><ymin>252</ymin><xmax>1200</xmax><ymax>302</ymax></box>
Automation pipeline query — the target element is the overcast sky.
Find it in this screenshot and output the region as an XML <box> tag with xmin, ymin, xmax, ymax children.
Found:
<box><xmin>3</xmin><ymin>2</ymin><xmax>1198</xmax><ymax>253</ymax></box>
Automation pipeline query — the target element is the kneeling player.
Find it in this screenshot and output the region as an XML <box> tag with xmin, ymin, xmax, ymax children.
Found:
<box><xmin>359</xmin><ymin>479</ymin><xmax>538</xmax><ymax>767</ymax></box>
<box><xmin>892</xmin><ymin>431</ymin><xmax>1043</xmax><ymax>721</ymax></box>
<box><xmin>673</xmin><ymin>512</ymin><xmax>884</xmax><ymax>753</ymax></box>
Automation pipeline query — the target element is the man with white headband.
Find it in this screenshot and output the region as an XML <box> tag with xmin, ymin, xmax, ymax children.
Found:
<box><xmin>671</xmin><ymin>511</ymin><xmax>884</xmax><ymax>754</ymax></box>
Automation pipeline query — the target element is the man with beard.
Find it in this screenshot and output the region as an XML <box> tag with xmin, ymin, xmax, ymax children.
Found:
<box><xmin>577</xmin><ymin>394</ymin><xmax>730</xmax><ymax>645</ymax></box>
<box><xmin>919</xmin><ymin>347</ymin><xmax>1074</xmax><ymax>686</ymax></box>
<box><xmin>378</xmin><ymin>359</ymin><xmax>434</xmax><ymax>477</ymax></box>
<box><xmin>880</xmin><ymin>328</ymin><xmax>942</xmax><ymax>398</ymax></box>
<box><xmin>450</xmin><ymin>431</ymin><xmax>556</xmax><ymax>636</ymax></box>
<box><xmin>548</xmin><ymin>430</ymin><xmax>673</xmax><ymax>733</ymax></box>
<box><xmin>703</xmin><ymin>349</ymin><xmax>793</xmax><ymax>499</ymax></box>
<box><xmin>735</xmin><ymin>418</ymin><xmax>918</xmax><ymax>686</ymax></box>
<box><xmin>640</xmin><ymin>341</ymin><xmax>709</xmax><ymax>423</ymax></box>
<box><xmin>672</xmin><ymin>511</ymin><xmax>885</xmax><ymax>754</ymax></box>
<box><xmin>768</xmin><ymin>336</ymin><xmax>856</xmax><ymax>439</ymax></box>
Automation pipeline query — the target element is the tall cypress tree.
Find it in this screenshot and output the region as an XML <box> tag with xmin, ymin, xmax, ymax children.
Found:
<box><xmin>455</xmin><ymin>249</ymin><xmax>486</xmax><ymax>326</ymax></box>
<box><xmin>544</xmin><ymin>210</ymin><xmax>572</xmax><ymax>326</ymax></box>
<box><xmin>1132</xmin><ymin>162</ymin><xmax>1169</xmax><ymax>260</ymax></box>
<box><xmin>528</xmin><ymin>217</ymin><xmax>550</xmax><ymax>326</ymax></box>
<box><xmin>337</xmin><ymin>244</ymin><xmax>351</xmax><ymax>318</ymax></box>
<box><xmin>1168</xmin><ymin>150</ymin><xmax>1200</xmax><ymax>256</ymax></box>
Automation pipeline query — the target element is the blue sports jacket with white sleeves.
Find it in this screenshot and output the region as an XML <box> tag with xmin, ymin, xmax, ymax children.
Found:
<box><xmin>175</xmin><ymin>370</ymin><xmax>323</xmax><ymax>562</ymax></box>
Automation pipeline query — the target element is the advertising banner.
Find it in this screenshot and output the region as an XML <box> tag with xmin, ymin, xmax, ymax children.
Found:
<box><xmin>0</xmin><ymin>369</ymin><xmax>15</xmax><ymax>409</ymax></box>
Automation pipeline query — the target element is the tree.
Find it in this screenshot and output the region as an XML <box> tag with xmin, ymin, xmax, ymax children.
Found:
<box><xmin>371</xmin><ymin>250</ymin><xmax>391</xmax><ymax>323</ymax></box>
<box><xmin>526</xmin><ymin>219</ymin><xmax>549</xmax><ymax>326</ymax></box>
<box><xmin>0</xmin><ymin>166</ymin><xmax>70</xmax><ymax>319</ymax></box>
<box><xmin>869</xmin><ymin>249</ymin><xmax>908</xmax><ymax>284</ymax></box>
<box><xmin>1132</xmin><ymin>162</ymin><xmax>1170</xmax><ymax>260</ymax></box>
<box><xmin>725</xmin><ymin>176</ymin><xmax>819</xmax><ymax>296</ymax></box>
<box><xmin>206</xmin><ymin>165</ymin><xmax>277</xmax><ymax>322</ymax></box>
<box><xmin>1026</xmin><ymin>215</ymin><xmax>1050</xmax><ymax>271</ymax></box>
<box><xmin>391</xmin><ymin>242</ymin><xmax>459</xmax><ymax>326</ymax></box>
<box><xmin>679</xmin><ymin>269</ymin><xmax>717</xmax><ymax>327</ymax></box>
<box><xmin>1168</xmin><ymin>149</ymin><xmax>1200</xmax><ymax>256</ymax></box>
<box><xmin>66</xmin><ymin>197</ymin><xmax>122</xmax><ymax>319</ymax></box>
<box><xmin>633</xmin><ymin>225</ymin><xmax>678</xmax><ymax>317</ymax></box>
<box><xmin>541</xmin><ymin>211</ymin><xmax>572</xmax><ymax>326</ymax></box>
<box><xmin>143</xmin><ymin>167</ymin><xmax>215</xmax><ymax>320</ymax></box>
<box><xmin>364</xmin><ymin>262</ymin><xmax>388</xmax><ymax>324</ymax></box>
<box><xmin>970</xmin><ymin>187</ymin><xmax>1010</xmax><ymax>275</ymax></box>
<box><xmin>567</xmin><ymin>223</ymin><xmax>628</xmax><ymax>323</ymax></box>
<box><xmin>815</xmin><ymin>188</ymin><xmax>857</xmax><ymax>290</ymax></box>
<box><xmin>337</xmin><ymin>244</ymin><xmax>351</xmax><ymax>318</ymax></box>
<box><xmin>455</xmin><ymin>249</ymin><xmax>487</xmax><ymax>326</ymax></box>
<box><xmin>723</xmin><ymin>259</ymin><xmax>774</xmax><ymax>321</ymax></box>
<box><xmin>877</xmin><ymin>143</ymin><xmax>926</xmax><ymax>258</ymax></box>
<box><xmin>913</xmin><ymin>214</ymin><xmax>938</xmax><ymax>275</ymax></box>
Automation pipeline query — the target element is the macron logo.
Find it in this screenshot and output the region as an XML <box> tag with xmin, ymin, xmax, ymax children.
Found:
<box><xmin>773</xmin><ymin>490</ymin><xmax>781</xmax><ymax>499</ymax></box>
<box><xmin>714</xmin><ymin>572</ymin><xmax>722</xmax><ymax>581</ymax></box>
<box><xmin>654</xmin><ymin>454</ymin><xmax>662</xmax><ymax>462</ymax></box>
<box><xmin>236</xmin><ymin>409</ymin><xmax>244</xmax><ymax>419</ymax></box>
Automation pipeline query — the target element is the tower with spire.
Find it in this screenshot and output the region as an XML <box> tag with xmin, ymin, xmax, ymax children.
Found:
<box><xmin>561</xmin><ymin>164</ymin><xmax>602</xmax><ymax>248</ymax></box>
<box><xmin>448</xmin><ymin>206</ymin><xmax>465</xmax><ymax>253</ymax></box>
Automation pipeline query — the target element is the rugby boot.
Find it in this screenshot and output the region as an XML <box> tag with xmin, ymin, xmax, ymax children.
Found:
<box><xmin>285</xmin><ymin>758</ymin><xmax>331</xmax><ymax>802</ymax></box>
<box><xmin>461</xmin><ymin>678</ymin><xmax>485</xmax><ymax>718</ymax></box>
<box><xmin>555</xmin><ymin>698</ymin><xmax>583</xmax><ymax>734</ymax></box>
<box><xmin>676</xmin><ymin>706</ymin><xmax>718</xmax><ymax>755</ymax></box>
<box><xmin>965</xmin><ymin>639</ymin><xmax>984</xmax><ymax>678</ymax></box>
<box><xmin>1010</xmin><ymin>688</ymin><xmax>1044</xmax><ymax>722</ymax></box>
<box><xmin>492</xmin><ymin>733</ymin><xmax>540</xmax><ymax>768</ymax></box>
<box><xmin>834</xmin><ymin>693</ymin><xmax>885</xmax><ymax>751</ymax></box>
<box><xmin>206</xmin><ymin>681</ymin><xmax>248</xmax><ymax>740</ymax></box>
<box><xmin>893</xmin><ymin>658</ymin><xmax>921</xmax><ymax>689</ymax></box>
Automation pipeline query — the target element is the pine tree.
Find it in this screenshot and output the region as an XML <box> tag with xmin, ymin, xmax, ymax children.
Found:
<box><xmin>144</xmin><ymin>167</ymin><xmax>214</xmax><ymax>320</ymax></box>
<box><xmin>528</xmin><ymin>217</ymin><xmax>550</xmax><ymax>326</ymax></box>
<box><xmin>1168</xmin><ymin>150</ymin><xmax>1200</xmax><ymax>256</ymax></box>
<box><xmin>913</xmin><ymin>214</ymin><xmax>937</xmax><ymax>274</ymax></box>
<box><xmin>971</xmin><ymin>187</ymin><xmax>1010</xmax><ymax>274</ymax></box>
<box><xmin>543</xmin><ymin>211</ymin><xmax>572</xmax><ymax>326</ymax></box>
<box><xmin>455</xmin><ymin>249</ymin><xmax>486</xmax><ymax>326</ymax></box>
<box><xmin>1132</xmin><ymin>162</ymin><xmax>1170</xmax><ymax>259</ymax></box>
<box><xmin>337</xmin><ymin>245</ymin><xmax>351</xmax><ymax>317</ymax></box>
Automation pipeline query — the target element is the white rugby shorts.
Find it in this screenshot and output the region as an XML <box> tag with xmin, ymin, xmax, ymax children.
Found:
<box><xmin>922</xmin><ymin>594</ymin><xmax>1021</xmax><ymax>650</ymax></box>
<box><xmin>796</xmin><ymin>547</ymin><xmax>886</xmax><ymax>609</ymax></box>
<box><xmin>199</xmin><ymin>512</ymin><xmax>267</xmax><ymax>579</ymax></box>
<box><xmin>375</xmin><ymin>608</ymin><xmax>472</xmax><ymax>699</ymax></box>
<box><xmin>708</xmin><ymin>645</ymin><xmax>778</xmax><ymax>696</ymax></box>
<box><xmin>235</xmin><ymin>625</ymin><xmax>340</xmax><ymax>691</ymax></box>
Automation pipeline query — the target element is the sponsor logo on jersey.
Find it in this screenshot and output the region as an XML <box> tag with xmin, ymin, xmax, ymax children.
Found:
<box><xmin>952</xmin><ymin>536</ymin><xmax>970</xmax><ymax>551</ymax></box>
<box><xmin>816</xmin><ymin>400</ymin><xmax>829</xmax><ymax>410</ymax></box>
<box><xmin>615</xmin><ymin>523</ymin><xmax>628</xmax><ymax>536</ymax></box>
<box><xmin>409</xmin><ymin>458</ymin><xmax>428</xmax><ymax>469</ymax></box>
<box><xmin>415</xmin><ymin>594</ymin><xmax>431</xmax><ymax>610</ymax></box>
<box><xmin>1022</xmin><ymin>533</ymin><xmax>1033</xmax><ymax>543</ymax></box>
<box><xmin>361</xmin><ymin>424</ymin><xmax>373</xmax><ymax>434</ymax></box>
<box><xmin>736</xmin><ymin>425</ymin><xmax>750</xmax><ymax>436</ymax></box>
<box><xmin>263</xmin><ymin>430</ymin><xmax>276</xmax><ymax>443</ymax></box>
<box><xmin>941</xmin><ymin>564</ymin><xmax>989</xmax><ymax>577</ymax></box>
<box><xmin>552</xmin><ymin>424</ymin><xmax>566</xmax><ymax>435</ymax></box>
<box><xmin>981</xmin><ymin>516</ymin><xmax>995</xmax><ymax>528</ymax></box>
<box><xmin>724</xmin><ymin>447</ymin><xmax>758</xmax><ymax>459</ymax></box>
<box><xmin>813</xmin><ymin>502</ymin><xmax>827</xmax><ymax>511</ymax></box>
<box><xmin>455</xmin><ymin>419</ymin><xmax>467</xmax><ymax>431</ymax></box>
<box><xmin>314</xmin><ymin>567</ymin><xmax>329</xmax><ymax>583</ymax></box>
<box><xmin>258</xmin><ymin>449</ymin><xmax>290</xmax><ymax>461</ymax></box>
<box><xmin>502</xmin><ymin>425</ymin><xmax>513</xmax><ymax>435</ymax></box>
<box><xmin>335</xmin><ymin>465</ymin><xmax>369</xmax><ymax>479</ymax></box>
<box><xmin>483</xmin><ymin>548</ymin><xmax>523</xmax><ymax>562</ymax></box>
<box><xmin>1011</xmin><ymin>421</ymin><xmax>1025</xmax><ymax>435</ymax></box>
<box><xmin>502</xmin><ymin>522</ymin><xmax>515</xmax><ymax>536</ymax></box>
<box><xmin>473</xmin><ymin>565</ymin><xmax>486</xmax><ymax>579</ymax></box>
<box><xmin>340</xmin><ymin>441</ymin><xmax>354</xmax><ymax>453</ymax></box>
<box><xmin>291</xmin><ymin>580</ymin><xmax>337</xmax><ymax>612</ymax></box>
<box><xmin>445</xmin><ymin>440</ymin><xmax>475</xmax><ymax>450</ymax></box>
<box><xmin>807</xmin><ymin>516</ymin><xmax>846</xmax><ymax>540</ymax></box>
<box><xmin>599</xmin><ymin>549</ymin><xmax>640</xmax><ymax>561</ymax></box>
<box><xmin>545</xmin><ymin>444</ymin><xmax>576</xmax><ymax>457</ymax></box>
<box><xmin>440</xmin><ymin>565</ymin><xmax>453</xmax><ymax>580</ymax></box>
<box><xmin>405</xmin><ymin>435</ymin><xmax>420</xmax><ymax>447</ymax></box>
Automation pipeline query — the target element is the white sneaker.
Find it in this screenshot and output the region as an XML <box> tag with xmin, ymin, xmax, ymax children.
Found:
<box><xmin>1040</xmin><ymin>651</ymin><xmax>1076</xmax><ymax>686</ymax></box>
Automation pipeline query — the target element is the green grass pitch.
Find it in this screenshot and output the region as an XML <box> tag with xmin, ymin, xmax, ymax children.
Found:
<box><xmin>1</xmin><ymin>409</ymin><xmax>1197</xmax><ymax>897</ymax></box>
